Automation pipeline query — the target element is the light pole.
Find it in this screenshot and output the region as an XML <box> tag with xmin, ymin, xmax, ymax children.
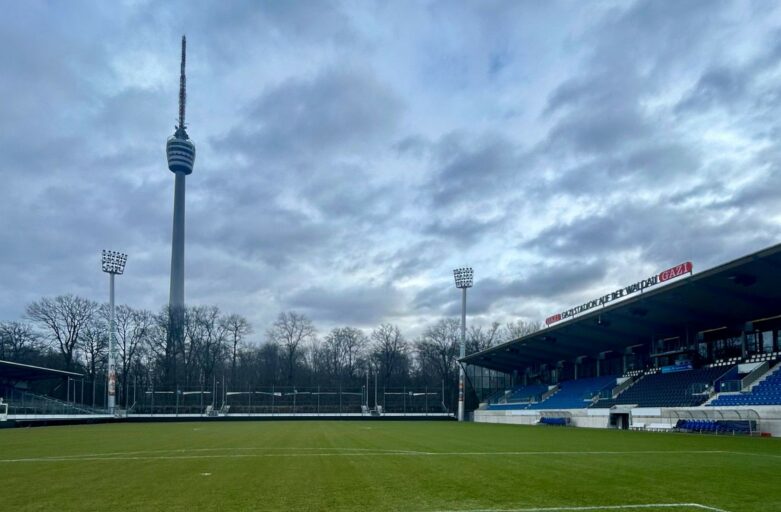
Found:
<box><xmin>453</xmin><ymin>267</ymin><xmax>473</xmax><ymax>422</ymax></box>
<box><xmin>101</xmin><ymin>249</ymin><xmax>127</xmax><ymax>413</ymax></box>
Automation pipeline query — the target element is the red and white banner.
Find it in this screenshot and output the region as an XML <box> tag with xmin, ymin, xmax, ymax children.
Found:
<box><xmin>658</xmin><ymin>261</ymin><xmax>693</xmax><ymax>282</ymax></box>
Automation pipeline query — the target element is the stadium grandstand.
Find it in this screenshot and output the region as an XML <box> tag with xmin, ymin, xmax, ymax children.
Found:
<box><xmin>0</xmin><ymin>360</ymin><xmax>108</xmax><ymax>422</ymax></box>
<box><xmin>463</xmin><ymin>242</ymin><xmax>781</xmax><ymax>436</ymax></box>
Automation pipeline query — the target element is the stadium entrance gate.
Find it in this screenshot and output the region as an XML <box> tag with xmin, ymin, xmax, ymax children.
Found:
<box><xmin>609</xmin><ymin>411</ymin><xmax>630</xmax><ymax>430</ymax></box>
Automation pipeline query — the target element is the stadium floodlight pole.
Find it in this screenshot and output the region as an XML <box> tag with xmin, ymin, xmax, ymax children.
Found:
<box><xmin>453</xmin><ymin>267</ymin><xmax>473</xmax><ymax>422</ymax></box>
<box><xmin>101</xmin><ymin>250</ymin><xmax>127</xmax><ymax>414</ymax></box>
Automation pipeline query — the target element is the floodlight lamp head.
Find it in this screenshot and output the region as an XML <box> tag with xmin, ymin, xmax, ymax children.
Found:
<box><xmin>453</xmin><ymin>267</ymin><xmax>473</xmax><ymax>289</ymax></box>
<box><xmin>101</xmin><ymin>249</ymin><xmax>128</xmax><ymax>275</ymax></box>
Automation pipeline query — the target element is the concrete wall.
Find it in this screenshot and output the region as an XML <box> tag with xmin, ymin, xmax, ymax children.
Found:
<box><xmin>474</xmin><ymin>405</ymin><xmax>781</xmax><ymax>436</ymax></box>
<box><xmin>474</xmin><ymin>408</ymin><xmax>609</xmax><ymax>428</ymax></box>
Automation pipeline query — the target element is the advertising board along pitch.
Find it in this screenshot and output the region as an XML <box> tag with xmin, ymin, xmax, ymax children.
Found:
<box><xmin>545</xmin><ymin>262</ymin><xmax>693</xmax><ymax>326</ymax></box>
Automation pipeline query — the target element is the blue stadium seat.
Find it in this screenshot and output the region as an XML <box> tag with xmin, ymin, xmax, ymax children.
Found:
<box><xmin>592</xmin><ymin>366</ymin><xmax>730</xmax><ymax>408</ymax></box>
<box><xmin>527</xmin><ymin>376</ymin><xmax>616</xmax><ymax>410</ymax></box>
<box><xmin>708</xmin><ymin>365</ymin><xmax>781</xmax><ymax>407</ymax></box>
<box><xmin>486</xmin><ymin>384</ymin><xmax>549</xmax><ymax>410</ymax></box>
<box><xmin>675</xmin><ymin>419</ymin><xmax>754</xmax><ymax>434</ymax></box>
<box><xmin>539</xmin><ymin>416</ymin><xmax>569</xmax><ymax>426</ymax></box>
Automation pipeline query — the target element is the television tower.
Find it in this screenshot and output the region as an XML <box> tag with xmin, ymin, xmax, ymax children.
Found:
<box><xmin>166</xmin><ymin>35</ymin><xmax>195</xmax><ymax>315</ymax></box>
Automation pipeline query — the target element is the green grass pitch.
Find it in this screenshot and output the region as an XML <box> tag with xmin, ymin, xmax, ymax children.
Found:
<box><xmin>0</xmin><ymin>421</ymin><xmax>779</xmax><ymax>511</ymax></box>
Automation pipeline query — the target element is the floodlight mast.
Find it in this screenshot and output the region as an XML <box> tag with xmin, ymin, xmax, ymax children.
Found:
<box><xmin>101</xmin><ymin>250</ymin><xmax>127</xmax><ymax>413</ymax></box>
<box><xmin>453</xmin><ymin>267</ymin><xmax>473</xmax><ymax>422</ymax></box>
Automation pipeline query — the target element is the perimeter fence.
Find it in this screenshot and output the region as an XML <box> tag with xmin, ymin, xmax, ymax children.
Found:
<box><xmin>1</xmin><ymin>379</ymin><xmax>449</xmax><ymax>417</ymax></box>
<box><xmin>129</xmin><ymin>386</ymin><xmax>447</xmax><ymax>416</ymax></box>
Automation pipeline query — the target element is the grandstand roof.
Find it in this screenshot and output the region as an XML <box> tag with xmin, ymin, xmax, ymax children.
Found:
<box><xmin>0</xmin><ymin>360</ymin><xmax>83</xmax><ymax>381</ymax></box>
<box><xmin>462</xmin><ymin>242</ymin><xmax>781</xmax><ymax>372</ymax></box>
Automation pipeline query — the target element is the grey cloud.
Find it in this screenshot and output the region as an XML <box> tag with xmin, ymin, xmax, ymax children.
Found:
<box><xmin>393</xmin><ymin>135</ymin><xmax>431</xmax><ymax>158</ymax></box>
<box><xmin>374</xmin><ymin>244</ymin><xmax>444</xmax><ymax>282</ymax></box>
<box><xmin>216</xmin><ymin>66</ymin><xmax>402</xmax><ymax>161</ymax></box>
<box><xmin>125</xmin><ymin>1</ymin><xmax>355</xmax><ymax>71</ymax></box>
<box><xmin>528</xmin><ymin>202</ymin><xmax>780</xmax><ymax>269</ymax></box>
<box><xmin>414</xmin><ymin>260</ymin><xmax>609</xmax><ymax>318</ymax></box>
<box><xmin>541</xmin><ymin>0</ymin><xmax>735</xmax><ymax>159</ymax></box>
<box><xmin>673</xmin><ymin>29</ymin><xmax>781</xmax><ymax>118</ymax></box>
<box><xmin>95</xmin><ymin>88</ymin><xmax>170</xmax><ymax>146</ymax></box>
<box><xmin>423</xmin><ymin>215</ymin><xmax>506</xmax><ymax>246</ymax></box>
<box><xmin>676</xmin><ymin>66</ymin><xmax>747</xmax><ymax>113</ymax></box>
<box><xmin>190</xmin><ymin>198</ymin><xmax>330</xmax><ymax>268</ymax></box>
<box><xmin>588</xmin><ymin>0</ymin><xmax>726</xmax><ymax>72</ymax></box>
<box><xmin>297</xmin><ymin>163</ymin><xmax>396</xmax><ymax>224</ymax></box>
<box><xmin>287</xmin><ymin>283</ymin><xmax>403</xmax><ymax>327</ymax></box>
<box><xmin>546</xmin><ymin>105</ymin><xmax>650</xmax><ymax>156</ymax></box>
<box><xmin>450</xmin><ymin>265</ymin><xmax>610</xmax><ymax>317</ymax></box>
<box><xmin>425</xmin><ymin>132</ymin><xmax>528</xmax><ymax>208</ymax></box>
<box><xmin>549</xmin><ymin>141</ymin><xmax>700</xmax><ymax>198</ymax></box>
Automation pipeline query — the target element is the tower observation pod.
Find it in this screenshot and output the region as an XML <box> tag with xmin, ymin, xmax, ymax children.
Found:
<box><xmin>167</xmin><ymin>35</ymin><xmax>194</xmax><ymax>315</ymax></box>
<box><xmin>167</xmin><ymin>36</ymin><xmax>195</xmax><ymax>176</ymax></box>
<box><xmin>167</xmin><ymin>136</ymin><xmax>195</xmax><ymax>175</ymax></box>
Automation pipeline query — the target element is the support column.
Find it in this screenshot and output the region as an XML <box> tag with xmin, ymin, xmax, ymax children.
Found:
<box><xmin>457</xmin><ymin>287</ymin><xmax>466</xmax><ymax>422</ymax></box>
<box><xmin>107</xmin><ymin>273</ymin><xmax>116</xmax><ymax>412</ymax></box>
<box><xmin>741</xmin><ymin>331</ymin><xmax>747</xmax><ymax>359</ymax></box>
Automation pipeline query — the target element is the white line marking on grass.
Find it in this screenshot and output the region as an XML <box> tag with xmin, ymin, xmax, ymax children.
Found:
<box><xmin>428</xmin><ymin>503</ymin><xmax>731</xmax><ymax>512</ymax></box>
<box><xmin>722</xmin><ymin>450</ymin><xmax>781</xmax><ymax>459</ymax></box>
<box><xmin>420</xmin><ymin>450</ymin><xmax>728</xmax><ymax>457</ymax></box>
<box><xmin>2</xmin><ymin>446</ymin><xmax>424</xmax><ymax>460</ymax></box>
<box><xmin>0</xmin><ymin>449</ymin><xmax>728</xmax><ymax>463</ymax></box>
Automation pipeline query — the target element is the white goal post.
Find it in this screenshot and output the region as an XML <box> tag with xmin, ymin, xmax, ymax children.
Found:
<box><xmin>0</xmin><ymin>398</ymin><xmax>8</xmax><ymax>421</ymax></box>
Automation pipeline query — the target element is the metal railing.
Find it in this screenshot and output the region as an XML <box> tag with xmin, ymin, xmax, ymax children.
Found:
<box><xmin>741</xmin><ymin>362</ymin><xmax>770</xmax><ymax>391</ymax></box>
<box><xmin>2</xmin><ymin>387</ymin><xmax>108</xmax><ymax>416</ymax></box>
<box><xmin>610</xmin><ymin>377</ymin><xmax>635</xmax><ymax>398</ymax></box>
<box><xmin>126</xmin><ymin>386</ymin><xmax>446</xmax><ymax>416</ymax></box>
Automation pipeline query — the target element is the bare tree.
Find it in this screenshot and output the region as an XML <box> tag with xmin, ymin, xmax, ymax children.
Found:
<box><xmin>79</xmin><ymin>311</ymin><xmax>108</xmax><ymax>407</ymax></box>
<box><xmin>415</xmin><ymin>318</ymin><xmax>461</xmax><ymax>387</ymax></box>
<box><xmin>148</xmin><ymin>307</ymin><xmax>174</xmax><ymax>385</ymax></box>
<box><xmin>0</xmin><ymin>321</ymin><xmax>39</xmax><ymax>361</ymax></box>
<box><xmin>110</xmin><ymin>305</ymin><xmax>154</xmax><ymax>405</ymax></box>
<box><xmin>266</xmin><ymin>311</ymin><xmax>316</xmax><ymax>385</ymax></box>
<box><xmin>467</xmin><ymin>322</ymin><xmax>502</xmax><ymax>354</ymax></box>
<box><xmin>503</xmin><ymin>319</ymin><xmax>541</xmax><ymax>341</ymax></box>
<box><xmin>415</xmin><ymin>318</ymin><xmax>468</xmax><ymax>411</ymax></box>
<box><xmin>190</xmin><ymin>306</ymin><xmax>228</xmax><ymax>389</ymax></box>
<box><xmin>255</xmin><ymin>341</ymin><xmax>282</xmax><ymax>386</ymax></box>
<box><xmin>370</xmin><ymin>323</ymin><xmax>408</xmax><ymax>387</ymax></box>
<box><xmin>26</xmin><ymin>295</ymin><xmax>98</xmax><ymax>369</ymax></box>
<box><xmin>181</xmin><ymin>307</ymin><xmax>201</xmax><ymax>387</ymax></box>
<box><xmin>80</xmin><ymin>313</ymin><xmax>108</xmax><ymax>381</ymax></box>
<box><xmin>322</xmin><ymin>327</ymin><xmax>368</xmax><ymax>384</ymax></box>
<box><xmin>221</xmin><ymin>313</ymin><xmax>252</xmax><ymax>387</ymax></box>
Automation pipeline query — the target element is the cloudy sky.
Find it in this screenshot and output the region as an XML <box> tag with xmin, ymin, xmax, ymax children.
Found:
<box><xmin>2</xmin><ymin>0</ymin><xmax>781</xmax><ymax>339</ymax></box>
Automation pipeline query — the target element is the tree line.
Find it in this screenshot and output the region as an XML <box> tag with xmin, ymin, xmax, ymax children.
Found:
<box><xmin>0</xmin><ymin>294</ymin><xmax>540</xmax><ymax>409</ymax></box>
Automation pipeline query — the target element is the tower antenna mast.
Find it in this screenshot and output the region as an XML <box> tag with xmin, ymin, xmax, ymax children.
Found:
<box><xmin>178</xmin><ymin>35</ymin><xmax>186</xmax><ymax>131</ymax></box>
<box><xmin>166</xmin><ymin>35</ymin><xmax>196</xmax><ymax>390</ymax></box>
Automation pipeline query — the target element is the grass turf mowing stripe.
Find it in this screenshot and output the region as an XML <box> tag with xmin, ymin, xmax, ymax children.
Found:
<box><xmin>2</xmin><ymin>422</ymin><xmax>775</xmax><ymax>511</ymax></box>
<box><xmin>0</xmin><ymin>449</ymin><xmax>730</xmax><ymax>463</ymax></box>
<box><xmin>429</xmin><ymin>504</ymin><xmax>731</xmax><ymax>512</ymax></box>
